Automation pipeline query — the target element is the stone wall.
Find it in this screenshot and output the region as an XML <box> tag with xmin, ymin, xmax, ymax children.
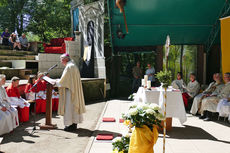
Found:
<box><xmin>38</xmin><ymin>53</ymin><xmax>64</xmax><ymax>78</ymax></box>
<box><xmin>71</xmin><ymin>0</ymin><xmax>106</xmax><ymax>79</ymax></box>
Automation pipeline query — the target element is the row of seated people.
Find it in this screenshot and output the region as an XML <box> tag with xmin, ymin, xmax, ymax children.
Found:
<box><xmin>172</xmin><ymin>72</ymin><xmax>230</xmax><ymax>121</ymax></box>
<box><xmin>0</xmin><ymin>73</ymin><xmax>59</xmax><ymax>136</ymax></box>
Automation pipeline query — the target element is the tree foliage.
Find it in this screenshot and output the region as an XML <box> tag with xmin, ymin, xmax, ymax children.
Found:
<box><xmin>0</xmin><ymin>0</ymin><xmax>72</xmax><ymax>41</ymax></box>
<box><xmin>0</xmin><ymin>0</ymin><xmax>31</xmax><ymax>35</ymax></box>
<box><xmin>27</xmin><ymin>0</ymin><xmax>72</xmax><ymax>42</ymax></box>
<box><xmin>163</xmin><ymin>45</ymin><xmax>197</xmax><ymax>83</ymax></box>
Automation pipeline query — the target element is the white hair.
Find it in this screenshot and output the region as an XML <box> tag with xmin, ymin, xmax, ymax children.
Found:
<box><xmin>0</xmin><ymin>74</ymin><xmax>6</xmax><ymax>81</ymax></box>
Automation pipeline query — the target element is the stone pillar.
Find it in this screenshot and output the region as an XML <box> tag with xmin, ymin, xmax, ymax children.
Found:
<box><xmin>66</xmin><ymin>31</ymin><xmax>82</xmax><ymax>67</ymax></box>
<box><xmin>94</xmin><ymin>57</ymin><xmax>106</xmax><ymax>78</ymax></box>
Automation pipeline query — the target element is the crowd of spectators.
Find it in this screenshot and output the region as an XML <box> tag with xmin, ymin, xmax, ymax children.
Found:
<box><xmin>0</xmin><ymin>28</ymin><xmax>30</xmax><ymax>51</ymax></box>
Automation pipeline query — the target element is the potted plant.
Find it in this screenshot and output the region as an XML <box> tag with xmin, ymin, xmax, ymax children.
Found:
<box><xmin>122</xmin><ymin>102</ymin><xmax>165</xmax><ymax>153</ymax></box>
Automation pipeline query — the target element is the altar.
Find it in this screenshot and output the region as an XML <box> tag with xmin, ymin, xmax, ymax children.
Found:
<box><xmin>134</xmin><ymin>87</ymin><xmax>187</xmax><ymax>129</ymax></box>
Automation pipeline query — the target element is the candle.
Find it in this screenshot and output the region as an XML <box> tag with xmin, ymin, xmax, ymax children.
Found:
<box><xmin>141</xmin><ymin>79</ymin><xmax>145</xmax><ymax>87</ymax></box>
<box><xmin>144</xmin><ymin>75</ymin><xmax>148</xmax><ymax>87</ymax></box>
<box><xmin>147</xmin><ymin>81</ymin><xmax>151</xmax><ymax>89</ymax></box>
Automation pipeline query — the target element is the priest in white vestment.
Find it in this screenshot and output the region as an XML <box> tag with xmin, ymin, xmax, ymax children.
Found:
<box><xmin>0</xmin><ymin>74</ymin><xmax>19</xmax><ymax>129</ymax></box>
<box><xmin>54</xmin><ymin>54</ymin><xmax>86</xmax><ymax>131</ymax></box>
<box><xmin>0</xmin><ymin>103</ymin><xmax>13</xmax><ymax>136</ymax></box>
<box><xmin>190</xmin><ymin>73</ymin><xmax>224</xmax><ymax>115</ymax></box>
<box><xmin>217</xmin><ymin>96</ymin><xmax>230</xmax><ymax>120</ymax></box>
<box><xmin>200</xmin><ymin>72</ymin><xmax>230</xmax><ymax>121</ymax></box>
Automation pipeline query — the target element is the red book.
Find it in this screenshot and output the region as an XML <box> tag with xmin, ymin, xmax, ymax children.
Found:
<box><xmin>102</xmin><ymin>117</ymin><xmax>116</xmax><ymax>122</ymax></box>
<box><xmin>96</xmin><ymin>134</ymin><xmax>114</xmax><ymax>140</ymax></box>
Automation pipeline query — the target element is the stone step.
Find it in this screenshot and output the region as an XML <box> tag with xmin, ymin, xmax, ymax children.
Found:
<box><xmin>0</xmin><ymin>55</ymin><xmax>36</xmax><ymax>60</ymax></box>
<box><xmin>0</xmin><ymin>49</ymin><xmax>36</xmax><ymax>56</ymax></box>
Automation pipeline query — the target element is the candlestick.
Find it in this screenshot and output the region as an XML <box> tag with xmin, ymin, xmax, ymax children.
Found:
<box><xmin>144</xmin><ymin>75</ymin><xmax>148</xmax><ymax>88</ymax></box>
<box><xmin>147</xmin><ymin>80</ymin><xmax>151</xmax><ymax>89</ymax></box>
<box><xmin>141</xmin><ymin>79</ymin><xmax>145</xmax><ymax>87</ymax></box>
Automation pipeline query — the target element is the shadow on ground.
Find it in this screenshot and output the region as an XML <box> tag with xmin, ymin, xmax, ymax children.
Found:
<box><xmin>0</xmin><ymin>112</ymin><xmax>61</xmax><ymax>145</ymax></box>
<box><xmin>53</xmin><ymin>128</ymin><xmax>122</xmax><ymax>138</ymax></box>
<box><xmin>161</xmin><ymin>125</ymin><xmax>230</xmax><ymax>144</ymax></box>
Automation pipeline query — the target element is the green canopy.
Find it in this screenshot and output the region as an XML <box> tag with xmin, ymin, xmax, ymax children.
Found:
<box><xmin>108</xmin><ymin>0</ymin><xmax>226</xmax><ymax>52</ymax></box>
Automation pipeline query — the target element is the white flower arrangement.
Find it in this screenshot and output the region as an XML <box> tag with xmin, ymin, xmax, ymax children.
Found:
<box><xmin>122</xmin><ymin>103</ymin><xmax>165</xmax><ymax>130</ymax></box>
<box><xmin>112</xmin><ymin>137</ymin><xmax>122</xmax><ymax>143</ymax></box>
<box><xmin>146</xmin><ymin>109</ymin><xmax>155</xmax><ymax>115</ymax></box>
<box><xmin>128</xmin><ymin>108</ymin><xmax>138</xmax><ymax>116</ymax></box>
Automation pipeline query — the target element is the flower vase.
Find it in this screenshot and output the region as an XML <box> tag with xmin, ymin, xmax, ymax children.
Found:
<box><xmin>128</xmin><ymin>125</ymin><xmax>159</xmax><ymax>153</ymax></box>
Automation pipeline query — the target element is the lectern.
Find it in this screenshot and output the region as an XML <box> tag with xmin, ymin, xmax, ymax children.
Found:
<box><xmin>39</xmin><ymin>76</ymin><xmax>57</xmax><ymax>130</ymax></box>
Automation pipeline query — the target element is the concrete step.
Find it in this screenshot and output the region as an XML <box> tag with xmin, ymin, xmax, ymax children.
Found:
<box><xmin>0</xmin><ymin>55</ymin><xmax>36</xmax><ymax>60</ymax></box>
<box><xmin>0</xmin><ymin>49</ymin><xmax>36</xmax><ymax>56</ymax></box>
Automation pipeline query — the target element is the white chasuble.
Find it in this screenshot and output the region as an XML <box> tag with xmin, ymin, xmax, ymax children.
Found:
<box><xmin>58</xmin><ymin>61</ymin><xmax>86</xmax><ymax>126</ymax></box>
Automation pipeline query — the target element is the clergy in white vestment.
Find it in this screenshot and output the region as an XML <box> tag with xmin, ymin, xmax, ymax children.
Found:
<box><xmin>190</xmin><ymin>73</ymin><xmax>224</xmax><ymax>115</ymax></box>
<box><xmin>0</xmin><ymin>74</ymin><xmax>19</xmax><ymax>129</ymax></box>
<box><xmin>171</xmin><ymin>72</ymin><xmax>186</xmax><ymax>92</ymax></box>
<box><xmin>217</xmin><ymin>96</ymin><xmax>230</xmax><ymax>119</ymax></box>
<box><xmin>0</xmin><ymin>74</ymin><xmax>15</xmax><ymax>136</ymax></box>
<box><xmin>0</xmin><ymin>103</ymin><xmax>13</xmax><ymax>136</ymax></box>
<box><xmin>55</xmin><ymin>53</ymin><xmax>86</xmax><ymax>131</ymax></box>
<box><xmin>200</xmin><ymin>72</ymin><xmax>230</xmax><ymax>121</ymax></box>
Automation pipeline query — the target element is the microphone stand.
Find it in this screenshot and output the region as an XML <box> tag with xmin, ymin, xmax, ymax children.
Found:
<box><xmin>28</xmin><ymin>64</ymin><xmax>58</xmax><ymax>135</ymax></box>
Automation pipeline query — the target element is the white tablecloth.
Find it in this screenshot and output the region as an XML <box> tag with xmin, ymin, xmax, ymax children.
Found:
<box><xmin>134</xmin><ymin>87</ymin><xmax>187</xmax><ymax>124</ymax></box>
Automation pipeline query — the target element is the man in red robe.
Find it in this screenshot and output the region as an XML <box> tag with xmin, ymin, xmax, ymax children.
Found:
<box><xmin>6</xmin><ymin>76</ymin><xmax>30</xmax><ymax>122</ymax></box>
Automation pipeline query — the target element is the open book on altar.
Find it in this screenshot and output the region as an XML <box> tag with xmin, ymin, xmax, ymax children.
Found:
<box><xmin>42</xmin><ymin>76</ymin><xmax>56</xmax><ymax>86</ymax></box>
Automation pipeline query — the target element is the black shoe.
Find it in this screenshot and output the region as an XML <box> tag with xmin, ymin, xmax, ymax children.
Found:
<box><xmin>71</xmin><ymin>123</ymin><xmax>77</xmax><ymax>130</ymax></box>
<box><xmin>64</xmin><ymin>125</ymin><xmax>74</xmax><ymax>132</ymax></box>
<box><xmin>64</xmin><ymin>124</ymin><xmax>77</xmax><ymax>132</ymax></box>
<box><xmin>74</xmin><ymin>123</ymin><xmax>77</xmax><ymax>129</ymax></box>
<box><xmin>203</xmin><ymin>117</ymin><xmax>212</xmax><ymax>121</ymax></box>
<box><xmin>199</xmin><ymin>115</ymin><xmax>206</xmax><ymax>119</ymax></box>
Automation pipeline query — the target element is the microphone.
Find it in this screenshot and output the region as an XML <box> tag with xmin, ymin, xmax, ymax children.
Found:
<box><xmin>48</xmin><ymin>64</ymin><xmax>58</xmax><ymax>72</ymax></box>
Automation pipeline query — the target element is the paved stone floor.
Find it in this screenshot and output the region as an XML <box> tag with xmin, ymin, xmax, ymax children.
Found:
<box><xmin>88</xmin><ymin>100</ymin><xmax>230</xmax><ymax>153</ymax></box>
<box><xmin>1</xmin><ymin>100</ymin><xmax>230</xmax><ymax>153</ymax></box>
<box><xmin>0</xmin><ymin>101</ymin><xmax>106</xmax><ymax>153</ymax></box>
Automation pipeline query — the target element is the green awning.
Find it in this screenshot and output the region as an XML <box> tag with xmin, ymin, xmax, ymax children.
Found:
<box><xmin>108</xmin><ymin>0</ymin><xmax>226</xmax><ymax>52</ymax></box>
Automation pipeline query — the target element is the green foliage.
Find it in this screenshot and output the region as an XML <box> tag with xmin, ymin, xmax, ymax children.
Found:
<box><xmin>120</xmin><ymin>52</ymin><xmax>156</xmax><ymax>78</ymax></box>
<box><xmin>104</xmin><ymin>0</ymin><xmax>111</xmax><ymax>47</ymax></box>
<box><xmin>112</xmin><ymin>136</ymin><xmax>130</xmax><ymax>153</ymax></box>
<box><xmin>0</xmin><ymin>0</ymin><xmax>72</xmax><ymax>41</ymax></box>
<box><xmin>163</xmin><ymin>45</ymin><xmax>197</xmax><ymax>83</ymax></box>
<box><xmin>0</xmin><ymin>0</ymin><xmax>31</xmax><ymax>34</ymax></box>
<box><xmin>26</xmin><ymin>0</ymin><xmax>72</xmax><ymax>42</ymax></box>
<box><xmin>26</xmin><ymin>32</ymin><xmax>40</xmax><ymax>42</ymax></box>
<box><xmin>122</xmin><ymin>103</ymin><xmax>164</xmax><ymax>130</ymax></box>
<box><xmin>156</xmin><ymin>70</ymin><xmax>172</xmax><ymax>88</ymax></box>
